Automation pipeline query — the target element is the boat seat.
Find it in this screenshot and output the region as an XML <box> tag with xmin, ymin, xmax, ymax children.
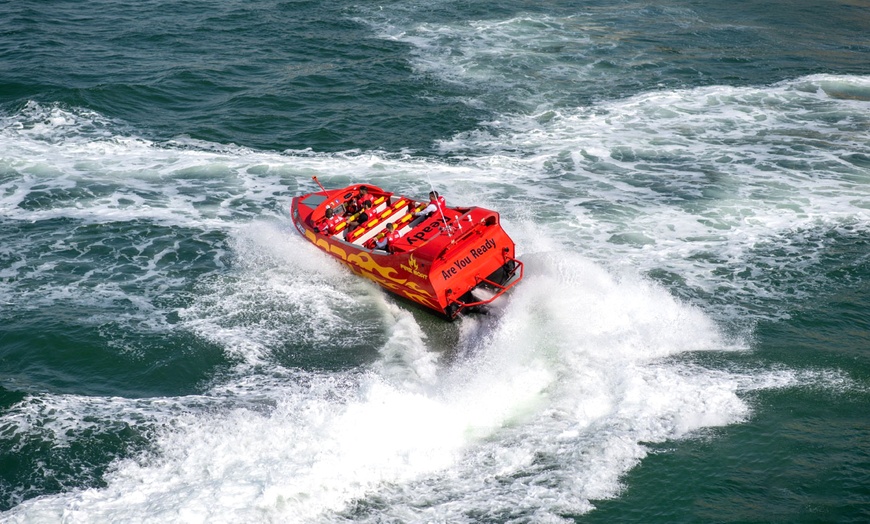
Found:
<box><xmin>351</xmin><ymin>197</ymin><xmax>411</xmax><ymax>245</ymax></box>
<box><xmin>360</xmin><ymin>207</ymin><xmax>428</xmax><ymax>249</ymax></box>
<box><xmin>394</xmin><ymin>203</ymin><xmax>427</xmax><ymax>235</ymax></box>
<box><xmin>346</xmin><ymin>197</ymin><xmax>408</xmax><ymax>242</ymax></box>
<box><xmin>330</xmin><ymin>196</ymin><xmax>389</xmax><ymax>236</ymax></box>
<box><xmin>332</xmin><ymin>216</ymin><xmax>352</xmax><ymax>234</ymax></box>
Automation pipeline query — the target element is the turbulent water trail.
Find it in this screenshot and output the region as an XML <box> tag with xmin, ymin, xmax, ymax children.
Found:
<box><xmin>3</xmin><ymin>0</ymin><xmax>870</xmax><ymax>521</ymax></box>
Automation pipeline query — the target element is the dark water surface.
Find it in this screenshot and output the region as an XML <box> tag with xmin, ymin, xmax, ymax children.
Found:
<box><xmin>2</xmin><ymin>0</ymin><xmax>869</xmax><ymax>522</ymax></box>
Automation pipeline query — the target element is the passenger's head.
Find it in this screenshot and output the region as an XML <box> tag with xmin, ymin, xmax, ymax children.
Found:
<box><xmin>360</xmin><ymin>186</ymin><xmax>369</xmax><ymax>194</ymax></box>
<box><xmin>386</xmin><ymin>222</ymin><xmax>395</xmax><ymax>231</ymax></box>
<box><xmin>428</xmin><ymin>190</ymin><xmax>439</xmax><ymax>201</ymax></box>
<box><xmin>325</xmin><ymin>207</ymin><xmax>334</xmax><ymax>218</ymax></box>
<box><xmin>363</xmin><ymin>200</ymin><xmax>372</xmax><ymax>208</ymax></box>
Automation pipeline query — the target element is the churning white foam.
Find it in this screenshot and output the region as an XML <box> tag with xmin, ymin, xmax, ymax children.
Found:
<box><xmin>0</xmin><ymin>101</ymin><xmax>476</xmax><ymax>345</ymax></box>
<box><xmin>431</xmin><ymin>75</ymin><xmax>870</xmax><ymax>323</ymax></box>
<box><xmin>7</xmin><ymin>243</ymin><xmax>851</xmax><ymax>522</ymax></box>
<box><xmin>364</xmin><ymin>4</ymin><xmax>870</xmax><ymax>319</ymax></box>
<box><xmin>3</xmin><ymin>48</ymin><xmax>868</xmax><ymax>524</ymax></box>
<box><xmin>2</xmin><ymin>95</ymin><xmax>858</xmax><ymax>520</ymax></box>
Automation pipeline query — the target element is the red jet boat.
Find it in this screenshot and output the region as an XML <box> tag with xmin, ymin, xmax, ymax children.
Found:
<box><xmin>290</xmin><ymin>179</ymin><xmax>523</xmax><ymax>319</ymax></box>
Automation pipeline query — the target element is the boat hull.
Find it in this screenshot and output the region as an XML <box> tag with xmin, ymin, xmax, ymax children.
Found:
<box><xmin>290</xmin><ymin>184</ymin><xmax>523</xmax><ymax>318</ymax></box>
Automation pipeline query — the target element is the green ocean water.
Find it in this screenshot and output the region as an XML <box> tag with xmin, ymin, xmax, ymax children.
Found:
<box><xmin>2</xmin><ymin>0</ymin><xmax>869</xmax><ymax>522</ymax></box>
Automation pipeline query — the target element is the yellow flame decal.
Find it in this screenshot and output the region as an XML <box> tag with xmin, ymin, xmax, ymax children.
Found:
<box><xmin>304</xmin><ymin>235</ymin><xmax>436</xmax><ymax>304</ymax></box>
<box><xmin>347</xmin><ymin>252</ymin><xmax>405</xmax><ymax>282</ymax></box>
<box><xmin>329</xmin><ymin>244</ymin><xmax>348</xmax><ymax>261</ymax></box>
<box><xmin>315</xmin><ymin>238</ymin><xmax>331</xmax><ymax>253</ymax></box>
<box><xmin>353</xmin><ymin>269</ymin><xmax>439</xmax><ymax>308</ymax></box>
<box><xmin>345</xmin><ymin>252</ymin><xmax>435</xmax><ymax>300</ymax></box>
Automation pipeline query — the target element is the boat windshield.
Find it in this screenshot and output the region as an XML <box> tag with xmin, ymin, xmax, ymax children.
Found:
<box><xmin>299</xmin><ymin>194</ymin><xmax>327</xmax><ymax>209</ymax></box>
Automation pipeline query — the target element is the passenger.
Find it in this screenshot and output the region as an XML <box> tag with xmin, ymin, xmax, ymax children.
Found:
<box><xmin>317</xmin><ymin>207</ymin><xmax>343</xmax><ymax>235</ymax></box>
<box><xmin>408</xmin><ymin>190</ymin><xmax>446</xmax><ymax>228</ymax></box>
<box><xmin>344</xmin><ymin>197</ymin><xmax>359</xmax><ymax>216</ymax></box>
<box><xmin>374</xmin><ymin>222</ymin><xmax>400</xmax><ymax>252</ymax></box>
<box><xmin>344</xmin><ymin>200</ymin><xmax>373</xmax><ymax>240</ymax></box>
<box><xmin>345</xmin><ymin>186</ymin><xmax>373</xmax><ymax>216</ymax></box>
<box><xmin>357</xmin><ymin>186</ymin><xmax>374</xmax><ymax>208</ymax></box>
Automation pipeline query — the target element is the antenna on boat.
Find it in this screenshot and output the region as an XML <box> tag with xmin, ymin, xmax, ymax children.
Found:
<box><xmin>425</xmin><ymin>173</ymin><xmax>453</xmax><ymax>237</ymax></box>
<box><xmin>312</xmin><ymin>176</ymin><xmax>332</xmax><ymax>200</ymax></box>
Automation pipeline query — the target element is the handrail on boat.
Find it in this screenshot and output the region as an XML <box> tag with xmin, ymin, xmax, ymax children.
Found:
<box><xmin>447</xmin><ymin>258</ymin><xmax>524</xmax><ymax>316</ymax></box>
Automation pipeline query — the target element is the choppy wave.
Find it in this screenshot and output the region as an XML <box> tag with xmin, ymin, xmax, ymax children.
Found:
<box><xmin>5</xmin><ymin>75</ymin><xmax>869</xmax><ymax>326</ymax></box>
<box><xmin>444</xmin><ymin>75</ymin><xmax>870</xmax><ymax>320</ymax></box>
<box><xmin>0</xmin><ymin>244</ymin><xmax>838</xmax><ymax>522</ymax></box>
<box><xmin>1</xmin><ymin>242</ymin><xmax>856</xmax><ymax>521</ymax></box>
<box><xmin>2</xmin><ymin>5</ymin><xmax>870</xmax><ymax>518</ymax></box>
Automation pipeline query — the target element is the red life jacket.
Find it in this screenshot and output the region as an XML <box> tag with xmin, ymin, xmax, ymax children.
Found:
<box><xmin>383</xmin><ymin>229</ymin><xmax>401</xmax><ymax>252</ymax></box>
<box><xmin>435</xmin><ymin>195</ymin><xmax>446</xmax><ymax>214</ymax></box>
<box><xmin>320</xmin><ymin>214</ymin><xmax>343</xmax><ymax>235</ymax></box>
<box><xmin>358</xmin><ymin>192</ymin><xmax>374</xmax><ymax>208</ymax></box>
<box><xmin>419</xmin><ymin>195</ymin><xmax>447</xmax><ymax>218</ymax></box>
